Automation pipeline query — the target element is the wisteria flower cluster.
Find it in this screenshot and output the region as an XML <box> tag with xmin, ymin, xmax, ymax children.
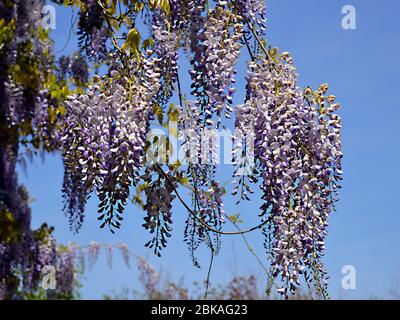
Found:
<box><xmin>188</xmin><ymin>3</ymin><xmax>243</xmax><ymax>124</ymax></box>
<box><xmin>0</xmin><ymin>0</ymin><xmax>75</xmax><ymax>299</ymax></box>
<box><xmin>0</xmin><ymin>0</ymin><xmax>343</xmax><ymax>300</ymax></box>
<box><xmin>142</xmin><ymin>167</ymin><xmax>176</xmax><ymax>257</ymax></box>
<box><xmin>176</xmin><ymin>102</ymin><xmax>226</xmax><ymax>264</ymax></box>
<box><xmin>233</xmin><ymin>0</ymin><xmax>267</xmax><ymax>33</ymax></box>
<box><xmin>62</xmin><ymin>53</ymin><xmax>161</xmax><ymax>232</ymax></box>
<box><xmin>77</xmin><ymin>0</ymin><xmax>108</xmax><ymax>60</ymax></box>
<box><xmin>152</xmin><ymin>9</ymin><xmax>180</xmax><ymax>107</ymax></box>
<box><xmin>184</xmin><ymin>180</ymin><xmax>226</xmax><ymax>261</ymax></box>
<box><xmin>202</xmin><ymin>6</ymin><xmax>243</xmax><ymax>119</ymax></box>
<box><xmin>234</xmin><ymin>51</ymin><xmax>342</xmax><ymax>296</ymax></box>
<box><xmin>137</xmin><ymin>255</ymin><xmax>160</xmax><ymax>296</ymax></box>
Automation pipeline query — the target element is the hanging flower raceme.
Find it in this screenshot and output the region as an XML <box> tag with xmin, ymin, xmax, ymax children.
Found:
<box><xmin>90</xmin><ymin>26</ymin><xmax>109</xmax><ymax>60</ymax></box>
<box><xmin>69</xmin><ymin>53</ymin><xmax>89</xmax><ymax>86</ymax></box>
<box><xmin>178</xmin><ymin>102</ymin><xmax>206</xmax><ymax>165</ymax></box>
<box><xmin>0</xmin><ymin>0</ymin><xmax>344</xmax><ymax>301</ymax></box>
<box><xmin>188</xmin><ymin>4</ymin><xmax>243</xmax><ymax>125</ymax></box>
<box><xmin>191</xmin><ymin>181</ymin><xmax>225</xmax><ymax>236</ymax></box>
<box><xmin>202</xmin><ymin>6</ymin><xmax>243</xmax><ymax>120</ymax></box>
<box><xmin>142</xmin><ymin>167</ymin><xmax>176</xmax><ymax>257</ymax></box>
<box><xmin>56</xmin><ymin>248</ymin><xmax>77</xmax><ymax>297</ymax></box>
<box><xmin>3</xmin><ymin>76</ymin><xmax>24</xmax><ymax>126</ymax></box>
<box><xmin>187</xmin><ymin>0</ymin><xmax>208</xmax><ymax>119</ymax></box>
<box><xmin>31</xmin><ymin>89</ymin><xmax>64</xmax><ymax>151</ymax></box>
<box><xmin>235</xmin><ymin>51</ymin><xmax>342</xmax><ymax>297</ymax></box>
<box><xmin>77</xmin><ymin>0</ymin><xmax>107</xmax><ymax>59</ymax></box>
<box><xmin>62</xmin><ymin>53</ymin><xmax>161</xmax><ymax>232</ymax></box>
<box><xmin>169</xmin><ymin>0</ymin><xmax>194</xmax><ymax>30</ymax></box>
<box><xmin>232</xmin><ymin>0</ymin><xmax>267</xmax><ymax>34</ymax></box>
<box><xmin>87</xmin><ymin>241</ymin><xmax>101</xmax><ymax>268</ymax></box>
<box><xmin>232</xmin><ymin>98</ymin><xmax>257</xmax><ymax>203</ymax></box>
<box><xmin>176</xmin><ymin>102</ymin><xmax>226</xmax><ymax>264</ymax></box>
<box><xmin>152</xmin><ymin>9</ymin><xmax>180</xmax><ymax>107</ymax></box>
<box><xmin>137</xmin><ymin>255</ymin><xmax>160</xmax><ymax>296</ymax></box>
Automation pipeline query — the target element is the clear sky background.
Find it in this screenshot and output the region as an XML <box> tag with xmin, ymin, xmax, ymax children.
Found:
<box><xmin>18</xmin><ymin>0</ymin><xmax>400</xmax><ymax>299</ymax></box>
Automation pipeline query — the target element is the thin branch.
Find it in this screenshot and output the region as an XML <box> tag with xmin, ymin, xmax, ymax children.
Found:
<box><xmin>232</xmin><ymin>1</ymin><xmax>277</xmax><ymax>70</ymax></box>
<box><xmin>242</xmin><ymin>33</ymin><xmax>255</xmax><ymax>61</ymax></box>
<box><xmin>155</xmin><ymin>163</ymin><xmax>269</xmax><ymax>235</ymax></box>
<box><xmin>56</xmin><ymin>10</ymin><xmax>79</xmax><ymax>54</ymax></box>
<box><xmin>176</xmin><ymin>71</ymin><xmax>184</xmax><ymax>109</ymax></box>
<box><xmin>227</xmin><ymin>216</ymin><xmax>269</xmax><ymax>275</ymax></box>
<box><xmin>96</xmin><ymin>0</ymin><xmax>123</xmax><ymax>53</ymax></box>
<box><xmin>204</xmin><ymin>242</ymin><xmax>215</xmax><ymax>299</ymax></box>
<box><xmin>223</xmin><ymin>213</ymin><xmax>280</xmax><ymax>292</ymax></box>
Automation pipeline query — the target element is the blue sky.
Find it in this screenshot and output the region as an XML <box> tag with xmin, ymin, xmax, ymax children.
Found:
<box><xmin>19</xmin><ymin>0</ymin><xmax>400</xmax><ymax>299</ymax></box>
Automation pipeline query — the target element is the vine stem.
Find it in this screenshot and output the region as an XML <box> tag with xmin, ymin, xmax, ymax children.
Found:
<box><xmin>204</xmin><ymin>241</ymin><xmax>215</xmax><ymax>300</ymax></box>
<box><xmin>96</xmin><ymin>0</ymin><xmax>123</xmax><ymax>53</ymax></box>
<box><xmin>176</xmin><ymin>71</ymin><xmax>184</xmax><ymax>109</ymax></box>
<box><xmin>155</xmin><ymin>163</ymin><xmax>269</xmax><ymax>235</ymax></box>
<box><xmin>231</xmin><ymin>1</ymin><xmax>277</xmax><ymax>68</ymax></box>
<box><xmin>55</xmin><ymin>9</ymin><xmax>78</xmax><ymax>54</ymax></box>
<box><xmin>226</xmin><ymin>215</ymin><xmax>269</xmax><ymax>275</ymax></box>
<box><xmin>223</xmin><ymin>213</ymin><xmax>281</xmax><ymax>291</ymax></box>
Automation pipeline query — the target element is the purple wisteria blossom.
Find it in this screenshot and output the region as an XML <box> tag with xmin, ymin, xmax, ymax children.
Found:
<box><xmin>234</xmin><ymin>51</ymin><xmax>342</xmax><ymax>297</ymax></box>
<box><xmin>0</xmin><ymin>0</ymin><xmax>343</xmax><ymax>300</ymax></box>
<box><xmin>203</xmin><ymin>7</ymin><xmax>243</xmax><ymax>119</ymax></box>
<box><xmin>62</xmin><ymin>53</ymin><xmax>161</xmax><ymax>232</ymax></box>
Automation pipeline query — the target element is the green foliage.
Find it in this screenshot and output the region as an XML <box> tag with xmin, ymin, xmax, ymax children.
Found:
<box><xmin>0</xmin><ymin>207</ymin><xmax>21</xmax><ymax>243</ymax></box>
<box><xmin>148</xmin><ymin>0</ymin><xmax>171</xmax><ymax>14</ymax></box>
<box><xmin>0</xmin><ymin>18</ymin><xmax>15</xmax><ymax>51</ymax></box>
<box><xmin>142</xmin><ymin>37</ymin><xmax>155</xmax><ymax>51</ymax></box>
<box><xmin>10</xmin><ymin>41</ymin><xmax>41</xmax><ymax>89</ymax></box>
<box><xmin>33</xmin><ymin>223</ymin><xmax>55</xmax><ymax>242</ymax></box>
<box><xmin>122</xmin><ymin>28</ymin><xmax>141</xmax><ymax>54</ymax></box>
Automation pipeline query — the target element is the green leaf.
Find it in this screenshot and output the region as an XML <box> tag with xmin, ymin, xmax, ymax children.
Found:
<box><xmin>121</xmin><ymin>28</ymin><xmax>141</xmax><ymax>54</ymax></box>
<box><xmin>142</xmin><ymin>37</ymin><xmax>155</xmax><ymax>51</ymax></box>
<box><xmin>148</xmin><ymin>0</ymin><xmax>170</xmax><ymax>15</ymax></box>
<box><xmin>227</xmin><ymin>213</ymin><xmax>243</xmax><ymax>224</ymax></box>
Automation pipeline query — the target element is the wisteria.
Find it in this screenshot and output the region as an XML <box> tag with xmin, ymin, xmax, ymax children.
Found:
<box><xmin>87</xmin><ymin>241</ymin><xmax>101</xmax><ymax>268</ymax></box>
<box><xmin>3</xmin><ymin>76</ymin><xmax>24</xmax><ymax>126</ymax></box>
<box><xmin>90</xmin><ymin>27</ymin><xmax>109</xmax><ymax>60</ymax></box>
<box><xmin>202</xmin><ymin>6</ymin><xmax>243</xmax><ymax>119</ymax></box>
<box><xmin>117</xmin><ymin>242</ymin><xmax>131</xmax><ymax>269</ymax></box>
<box><xmin>56</xmin><ymin>248</ymin><xmax>77</xmax><ymax>297</ymax></box>
<box><xmin>58</xmin><ymin>55</ymin><xmax>71</xmax><ymax>81</ymax></box>
<box><xmin>69</xmin><ymin>53</ymin><xmax>89</xmax><ymax>85</ymax></box>
<box><xmin>137</xmin><ymin>255</ymin><xmax>160</xmax><ymax>297</ymax></box>
<box><xmin>233</xmin><ymin>0</ymin><xmax>267</xmax><ymax>34</ymax></box>
<box><xmin>152</xmin><ymin>9</ymin><xmax>180</xmax><ymax>107</ymax></box>
<box><xmin>37</xmin><ymin>234</ymin><xmax>57</xmax><ymax>271</ymax></box>
<box><xmin>233</xmin><ymin>51</ymin><xmax>342</xmax><ymax>296</ymax></box>
<box><xmin>1</xmin><ymin>0</ymin><xmax>343</xmax><ymax>300</ymax></box>
<box><xmin>77</xmin><ymin>0</ymin><xmax>107</xmax><ymax>59</ymax></box>
<box><xmin>142</xmin><ymin>168</ymin><xmax>176</xmax><ymax>257</ymax></box>
<box><xmin>0</xmin><ymin>0</ymin><xmax>71</xmax><ymax>299</ymax></box>
<box><xmin>62</xmin><ymin>54</ymin><xmax>161</xmax><ymax>232</ymax></box>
